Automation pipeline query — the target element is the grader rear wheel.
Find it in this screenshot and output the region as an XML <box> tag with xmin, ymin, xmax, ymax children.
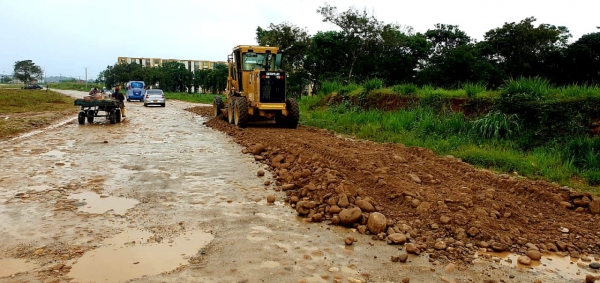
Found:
<box><xmin>285</xmin><ymin>98</ymin><xmax>299</xmax><ymax>129</ymax></box>
<box><xmin>234</xmin><ymin>97</ymin><xmax>248</xmax><ymax>128</ymax></box>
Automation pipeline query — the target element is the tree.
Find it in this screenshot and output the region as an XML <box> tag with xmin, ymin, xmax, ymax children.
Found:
<box><xmin>256</xmin><ymin>22</ymin><xmax>312</xmax><ymax>96</ymax></box>
<box><xmin>13</xmin><ymin>60</ymin><xmax>43</xmax><ymax>85</ymax></box>
<box><xmin>483</xmin><ymin>17</ymin><xmax>571</xmax><ymax>79</ymax></box>
<box><xmin>317</xmin><ymin>3</ymin><xmax>382</xmax><ymax>81</ymax></box>
<box><xmin>562</xmin><ymin>32</ymin><xmax>600</xmax><ymax>85</ymax></box>
<box><xmin>376</xmin><ymin>24</ymin><xmax>430</xmax><ymax>85</ymax></box>
<box><xmin>303</xmin><ymin>31</ymin><xmax>350</xmax><ymax>85</ymax></box>
<box><xmin>1</xmin><ymin>76</ymin><xmax>11</xmax><ymax>83</ymax></box>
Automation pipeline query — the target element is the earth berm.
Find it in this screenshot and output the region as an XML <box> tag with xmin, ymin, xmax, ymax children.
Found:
<box><xmin>188</xmin><ymin>105</ymin><xmax>600</xmax><ymax>263</ymax></box>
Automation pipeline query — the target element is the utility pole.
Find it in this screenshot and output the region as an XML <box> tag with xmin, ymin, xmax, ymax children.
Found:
<box><xmin>85</xmin><ymin>67</ymin><xmax>88</xmax><ymax>90</ymax></box>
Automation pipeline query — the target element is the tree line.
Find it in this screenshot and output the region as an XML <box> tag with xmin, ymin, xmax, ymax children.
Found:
<box><xmin>97</xmin><ymin>61</ymin><xmax>227</xmax><ymax>93</ymax></box>
<box><xmin>257</xmin><ymin>4</ymin><xmax>600</xmax><ymax>94</ymax></box>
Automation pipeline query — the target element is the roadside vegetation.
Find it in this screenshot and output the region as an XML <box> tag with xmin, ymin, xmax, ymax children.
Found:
<box><xmin>0</xmin><ymin>89</ymin><xmax>77</xmax><ymax>139</ymax></box>
<box><xmin>164</xmin><ymin>92</ymin><xmax>224</xmax><ymax>104</ymax></box>
<box><xmin>48</xmin><ymin>82</ymin><xmax>103</xmax><ymax>91</ymax></box>
<box><xmin>299</xmin><ymin>78</ymin><xmax>600</xmax><ymax>193</ymax></box>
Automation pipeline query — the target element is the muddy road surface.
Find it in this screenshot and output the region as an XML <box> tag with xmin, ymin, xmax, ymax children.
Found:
<box><xmin>0</xmin><ymin>90</ymin><xmax>598</xmax><ymax>283</ymax></box>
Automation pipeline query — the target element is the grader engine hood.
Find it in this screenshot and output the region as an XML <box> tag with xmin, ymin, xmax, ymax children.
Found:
<box><xmin>258</xmin><ymin>71</ymin><xmax>286</xmax><ymax>103</ymax></box>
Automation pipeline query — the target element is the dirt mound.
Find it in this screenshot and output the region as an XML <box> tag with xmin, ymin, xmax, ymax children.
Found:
<box><xmin>187</xmin><ymin>106</ymin><xmax>600</xmax><ymax>263</ymax></box>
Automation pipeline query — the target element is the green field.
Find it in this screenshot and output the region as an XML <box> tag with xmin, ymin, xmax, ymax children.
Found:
<box><xmin>165</xmin><ymin>92</ymin><xmax>225</xmax><ymax>104</ymax></box>
<box><xmin>0</xmin><ymin>89</ymin><xmax>77</xmax><ymax>139</ymax></box>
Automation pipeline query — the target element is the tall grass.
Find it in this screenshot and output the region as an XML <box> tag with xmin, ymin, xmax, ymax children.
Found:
<box><xmin>464</xmin><ymin>83</ymin><xmax>487</xmax><ymax>98</ymax></box>
<box><xmin>392</xmin><ymin>84</ymin><xmax>418</xmax><ymax>96</ymax></box>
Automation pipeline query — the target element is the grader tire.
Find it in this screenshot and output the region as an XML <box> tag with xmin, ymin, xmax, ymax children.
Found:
<box><xmin>285</xmin><ymin>98</ymin><xmax>299</xmax><ymax>129</ymax></box>
<box><xmin>234</xmin><ymin>97</ymin><xmax>248</xmax><ymax>128</ymax></box>
<box><xmin>227</xmin><ymin>97</ymin><xmax>236</xmax><ymax>124</ymax></box>
<box><xmin>213</xmin><ymin>96</ymin><xmax>224</xmax><ymax>117</ymax></box>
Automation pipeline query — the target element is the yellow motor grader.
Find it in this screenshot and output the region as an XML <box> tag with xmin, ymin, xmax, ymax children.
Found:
<box><xmin>213</xmin><ymin>45</ymin><xmax>299</xmax><ymax>128</ymax></box>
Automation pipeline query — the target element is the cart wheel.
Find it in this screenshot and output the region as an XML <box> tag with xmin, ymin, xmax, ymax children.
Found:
<box><xmin>86</xmin><ymin>110</ymin><xmax>94</xmax><ymax>123</ymax></box>
<box><xmin>115</xmin><ymin>109</ymin><xmax>121</xmax><ymax>123</ymax></box>
<box><xmin>109</xmin><ymin>110</ymin><xmax>117</xmax><ymax>124</ymax></box>
<box><xmin>77</xmin><ymin>112</ymin><xmax>85</xmax><ymax>125</ymax></box>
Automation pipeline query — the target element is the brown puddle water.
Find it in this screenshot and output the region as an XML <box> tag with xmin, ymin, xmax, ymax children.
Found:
<box><xmin>0</xmin><ymin>258</ymin><xmax>36</xmax><ymax>277</ymax></box>
<box><xmin>67</xmin><ymin>229</ymin><xmax>213</xmax><ymax>282</ymax></box>
<box><xmin>475</xmin><ymin>252</ymin><xmax>600</xmax><ymax>281</ymax></box>
<box><xmin>67</xmin><ymin>192</ymin><xmax>138</xmax><ymax>215</ymax></box>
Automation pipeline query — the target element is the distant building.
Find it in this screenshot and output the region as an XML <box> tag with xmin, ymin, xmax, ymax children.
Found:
<box><xmin>117</xmin><ymin>57</ymin><xmax>226</xmax><ymax>72</ymax></box>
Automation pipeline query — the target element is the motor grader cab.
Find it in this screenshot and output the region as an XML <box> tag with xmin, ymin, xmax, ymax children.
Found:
<box><xmin>213</xmin><ymin>45</ymin><xmax>299</xmax><ymax>128</ymax></box>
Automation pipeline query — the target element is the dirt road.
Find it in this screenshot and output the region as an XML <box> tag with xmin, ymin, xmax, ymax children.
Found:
<box><xmin>0</xmin><ymin>90</ymin><xmax>598</xmax><ymax>283</ymax></box>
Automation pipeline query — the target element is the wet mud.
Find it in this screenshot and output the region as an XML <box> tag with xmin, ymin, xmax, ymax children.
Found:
<box><xmin>0</xmin><ymin>90</ymin><xmax>598</xmax><ymax>283</ymax></box>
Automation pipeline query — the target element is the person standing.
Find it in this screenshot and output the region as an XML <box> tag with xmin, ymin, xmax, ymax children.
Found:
<box><xmin>112</xmin><ymin>86</ymin><xmax>126</xmax><ymax>118</ymax></box>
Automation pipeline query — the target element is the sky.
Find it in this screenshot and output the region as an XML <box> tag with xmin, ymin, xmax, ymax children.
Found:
<box><xmin>1</xmin><ymin>0</ymin><xmax>598</xmax><ymax>81</ymax></box>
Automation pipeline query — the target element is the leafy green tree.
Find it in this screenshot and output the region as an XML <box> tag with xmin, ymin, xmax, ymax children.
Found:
<box><xmin>416</xmin><ymin>24</ymin><xmax>499</xmax><ymax>88</ymax></box>
<box><xmin>562</xmin><ymin>32</ymin><xmax>600</xmax><ymax>84</ymax></box>
<box><xmin>317</xmin><ymin>3</ymin><xmax>382</xmax><ymax>81</ymax></box>
<box><xmin>13</xmin><ymin>60</ymin><xmax>43</xmax><ymax>85</ymax></box>
<box><xmin>256</xmin><ymin>22</ymin><xmax>311</xmax><ymax>96</ymax></box>
<box><xmin>376</xmin><ymin>24</ymin><xmax>430</xmax><ymax>85</ymax></box>
<box><xmin>1</xmin><ymin>76</ymin><xmax>11</xmax><ymax>83</ymax></box>
<box><xmin>483</xmin><ymin>17</ymin><xmax>571</xmax><ymax>79</ymax></box>
<box><xmin>303</xmin><ymin>31</ymin><xmax>350</xmax><ymax>85</ymax></box>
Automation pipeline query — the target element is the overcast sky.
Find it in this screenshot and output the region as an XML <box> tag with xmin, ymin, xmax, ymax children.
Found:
<box><xmin>1</xmin><ymin>0</ymin><xmax>597</xmax><ymax>80</ymax></box>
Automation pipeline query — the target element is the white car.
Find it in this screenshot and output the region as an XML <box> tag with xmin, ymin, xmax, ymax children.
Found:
<box><xmin>143</xmin><ymin>89</ymin><xmax>165</xmax><ymax>107</ymax></box>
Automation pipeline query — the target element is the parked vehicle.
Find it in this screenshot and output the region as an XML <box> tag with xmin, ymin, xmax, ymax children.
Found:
<box><xmin>22</xmin><ymin>84</ymin><xmax>43</xmax><ymax>90</ymax></box>
<box><xmin>143</xmin><ymin>89</ymin><xmax>165</xmax><ymax>107</ymax></box>
<box><xmin>126</xmin><ymin>81</ymin><xmax>145</xmax><ymax>102</ymax></box>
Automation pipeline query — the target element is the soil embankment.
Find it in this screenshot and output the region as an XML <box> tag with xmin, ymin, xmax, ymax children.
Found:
<box><xmin>188</xmin><ymin>105</ymin><xmax>600</xmax><ymax>265</ymax></box>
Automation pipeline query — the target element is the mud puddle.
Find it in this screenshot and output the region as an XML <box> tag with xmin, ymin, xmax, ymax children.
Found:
<box><xmin>67</xmin><ymin>229</ymin><xmax>213</xmax><ymax>282</ymax></box>
<box><xmin>67</xmin><ymin>192</ymin><xmax>138</xmax><ymax>214</ymax></box>
<box><xmin>0</xmin><ymin>258</ymin><xmax>36</xmax><ymax>277</ymax></box>
<box><xmin>475</xmin><ymin>252</ymin><xmax>600</xmax><ymax>281</ymax></box>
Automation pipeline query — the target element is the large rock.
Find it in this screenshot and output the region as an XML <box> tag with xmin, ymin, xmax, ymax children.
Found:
<box><xmin>525</xmin><ymin>250</ymin><xmax>542</xmax><ymax>261</ymax></box>
<box><xmin>590</xmin><ymin>197</ymin><xmax>600</xmax><ymax>214</ymax></box>
<box><xmin>329</xmin><ymin>205</ymin><xmax>342</xmax><ymax>214</ymax></box>
<box><xmin>387</xmin><ymin>233</ymin><xmax>407</xmax><ymax>245</ymax></box>
<box><xmin>296</xmin><ymin>201</ymin><xmax>310</xmax><ymax>215</ymax></box>
<box><xmin>416</xmin><ymin>202</ymin><xmax>431</xmax><ymax>214</ymax></box>
<box><xmin>434</xmin><ymin>241</ymin><xmax>447</xmax><ymax>250</ymax></box>
<box><xmin>355</xmin><ymin>200</ymin><xmax>375</xmax><ymax>212</ymax></box>
<box><xmin>491</xmin><ymin>242</ymin><xmax>507</xmax><ymax>252</ymax></box>
<box><xmin>339</xmin><ymin>207</ymin><xmax>362</xmax><ymax>226</ymax></box>
<box><xmin>518</xmin><ymin>256</ymin><xmax>531</xmax><ymax>265</ymax></box>
<box><xmin>405</xmin><ymin>243</ymin><xmax>420</xmax><ymax>255</ymax></box>
<box><xmin>338</xmin><ymin>194</ymin><xmax>349</xmax><ymax>208</ymax></box>
<box><xmin>367</xmin><ymin>212</ymin><xmax>387</xmax><ymax>234</ymax></box>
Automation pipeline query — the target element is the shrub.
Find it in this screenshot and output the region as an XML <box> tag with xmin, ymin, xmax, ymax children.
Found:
<box><xmin>585</xmin><ymin>171</ymin><xmax>600</xmax><ymax>186</ymax></box>
<box><xmin>392</xmin><ymin>84</ymin><xmax>418</xmax><ymax>96</ymax></box>
<box><xmin>320</xmin><ymin>81</ymin><xmax>343</xmax><ymax>95</ymax></box>
<box><xmin>471</xmin><ymin>111</ymin><xmax>520</xmax><ymax>140</ymax></box>
<box><xmin>363</xmin><ymin>78</ymin><xmax>383</xmax><ymax>93</ymax></box>
<box><xmin>500</xmin><ymin>77</ymin><xmax>552</xmax><ymax>101</ymax></box>
<box><xmin>464</xmin><ymin>83</ymin><xmax>487</xmax><ymax>98</ymax></box>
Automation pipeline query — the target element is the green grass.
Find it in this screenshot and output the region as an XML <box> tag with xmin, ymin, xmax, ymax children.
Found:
<box><xmin>49</xmin><ymin>82</ymin><xmax>103</xmax><ymax>91</ymax></box>
<box><xmin>0</xmin><ymin>89</ymin><xmax>74</xmax><ymax>113</ymax></box>
<box><xmin>0</xmin><ymin>89</ymin><xmax>77</xmax><ymax>139</ymax></box>
<box><xmin>0</xmin><ymin>83</ymin><xmax>25</xmax><ymax>89</ymax></box>
<box><xmin>164</xmin><ymin>92</ymin><xmax>225</xmax><ymax>104</ymax></box>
